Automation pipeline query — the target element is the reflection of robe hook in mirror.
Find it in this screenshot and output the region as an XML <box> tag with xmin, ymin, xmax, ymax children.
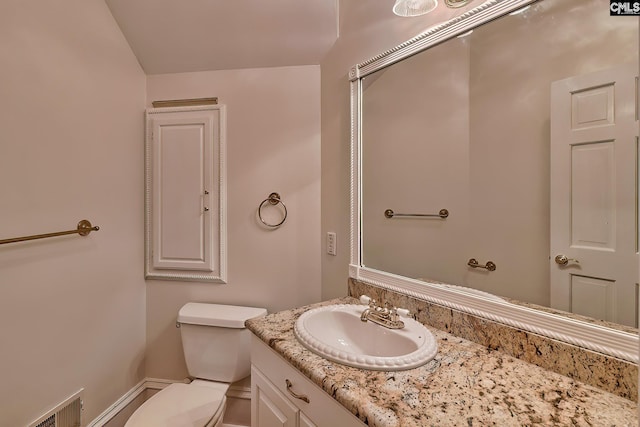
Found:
<box><xmin>467</xmin><ymin>258</ymin><xmax>496</xmax><ymax>271</ymax></box>
<box><xmin>554</xmin><ymin>254</ymin><xmax>579</xmax><ymax>266</ymax></box>
<box><xmin>258</xmin><ymin>192</ymin><xmax>288</xmax><ymax>228</ymax></box>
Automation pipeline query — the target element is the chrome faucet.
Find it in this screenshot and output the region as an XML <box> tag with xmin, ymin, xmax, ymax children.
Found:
<box><xmin>359</xmin><ymin>295</ymin><xmax>409</xmax><ymax>329</ymax></box>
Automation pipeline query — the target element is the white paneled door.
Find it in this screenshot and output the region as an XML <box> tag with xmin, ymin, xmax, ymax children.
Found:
<box><xmin>550</xmin><ymin>64</ymin><xmax>639</xmax><ymax>327</ymax></box>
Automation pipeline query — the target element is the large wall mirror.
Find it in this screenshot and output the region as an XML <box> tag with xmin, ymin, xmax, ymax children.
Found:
<box><xmin>350</xmin><ymin>0</ymin><xmax>639</xmax><ymax>363</ymax></box>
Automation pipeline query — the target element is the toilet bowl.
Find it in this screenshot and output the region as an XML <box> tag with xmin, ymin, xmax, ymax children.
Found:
<box><xmin>125</xmin><ymin>303</ymin><xmax>267</xmax><ymax>427</ymax></box>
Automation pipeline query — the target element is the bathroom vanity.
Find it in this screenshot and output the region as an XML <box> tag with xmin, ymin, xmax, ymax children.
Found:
<box><xmin>247</xmin><ymin>298</ymin><xmax>637</xmax><ymax>427</ymax></box>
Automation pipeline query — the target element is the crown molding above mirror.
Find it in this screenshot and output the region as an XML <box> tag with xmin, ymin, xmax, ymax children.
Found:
<box><xmin>349</xmin><ymin>0</ymin><xmax>639</xmax><ymax>363</ymax></box>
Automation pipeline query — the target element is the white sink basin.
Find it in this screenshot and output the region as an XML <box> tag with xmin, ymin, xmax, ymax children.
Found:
<box><xmin>293</xmin><ymin>304</ymin><xmax>437</xmax><ymax>371</ymax></box>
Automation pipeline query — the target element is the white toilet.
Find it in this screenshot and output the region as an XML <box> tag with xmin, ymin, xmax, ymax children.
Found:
<box><xmin>125</xmin><ymin>302</ymin><xmax>267</xmax><ymax>427</ymax></box>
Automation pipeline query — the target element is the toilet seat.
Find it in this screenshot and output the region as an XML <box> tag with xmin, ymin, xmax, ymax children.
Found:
<box><xmin>124</xmin><ymin>383</ymin><xmax>226</xmax><ymax>427</ymax></box>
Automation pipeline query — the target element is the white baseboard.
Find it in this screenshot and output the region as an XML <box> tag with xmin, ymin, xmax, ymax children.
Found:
<box><xmin>87</xmin><ymin>377</ymin><xmax>251</xmax><ymax>427</ymax></box>
<box><xmin>86</xmin><ymin>378</ymin><xmax>176</xmax><ymax>427</ymax></box>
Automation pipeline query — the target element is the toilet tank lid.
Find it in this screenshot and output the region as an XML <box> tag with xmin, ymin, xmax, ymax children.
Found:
<box><xmin>178</xmin><ymin>302</ymin><xmax>268</xmax><ymax>328</ymax></box>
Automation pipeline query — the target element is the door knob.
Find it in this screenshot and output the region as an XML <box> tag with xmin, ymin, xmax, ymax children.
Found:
<box><xmin>554</xmin><ymin>254</ymin><xmax>579</xmax><ymax>265</ymax></box>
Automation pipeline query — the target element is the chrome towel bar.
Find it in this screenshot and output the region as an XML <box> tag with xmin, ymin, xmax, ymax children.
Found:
<box><xmin>0</xmin><ymin>219</ymin><xmax>100</xmax><ymax>245</ymax></box>
<box><xmin>384</xmin><ymin>208</ymin><xmax>449</xmax><ymax>219</ymax></box>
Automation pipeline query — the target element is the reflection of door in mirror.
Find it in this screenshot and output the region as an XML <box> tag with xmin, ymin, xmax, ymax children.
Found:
<box><xmin>550</xmin><ymin>65</ymin><xmax>638</xmax><ymax>327</ymax></box>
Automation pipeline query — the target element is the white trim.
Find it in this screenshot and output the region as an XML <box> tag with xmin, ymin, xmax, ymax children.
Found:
<box><xmin>349</xmin><ymin>0</ymin><xmax>639</xmax><ymax>364</ymax></box>
<box><xmin>142</xmin><ymin>377</ymin><xmax>179</xmax><ymax>390</ymax></box>
<box><xmin>87</xmin><ymin>378</ymin><xmax>175</xmax><ymax>427</ymax></box>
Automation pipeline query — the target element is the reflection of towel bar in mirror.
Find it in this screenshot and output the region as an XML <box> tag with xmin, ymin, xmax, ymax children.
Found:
<box><xmin>467</xmin><ymin>258</ymin><xmax>496</xmax><ymax>271</ymax></box>
<box><xmin>384</xmin><ymin>208</ymin><xmax>449</xmax><ymax>219</ymax></box>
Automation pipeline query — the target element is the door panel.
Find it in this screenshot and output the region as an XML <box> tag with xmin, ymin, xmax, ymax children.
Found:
<box><xmin>570</xmin><ymin>275</ymin><xmax>615</xmax><ymax>321</ymax></box>
<box><xmin>153</xmin><ymin>119</ymin><xmax>210</xmax><ymax>269</ymax></box>
<box><xmin>570</xmin><ymin>141</ymin><xmax>615</xmax><ymax>250</ymax></box>
<box><xmin>550</xmin><ymin>64</ymin><xmax>639</xmax><ymax>327</ymax></box>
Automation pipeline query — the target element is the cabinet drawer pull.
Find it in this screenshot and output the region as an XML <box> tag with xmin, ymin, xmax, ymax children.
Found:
<box><xmin>285</xmin><ymin>379</ymin><xmax>310</xmax><ymax>403</ymax></box>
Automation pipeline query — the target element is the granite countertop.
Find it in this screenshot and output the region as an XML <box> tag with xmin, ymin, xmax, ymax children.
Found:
<box><xmin>246</xmin><ymin>297</ymin><xmax>638</xmax><ymax>427</ymax></box>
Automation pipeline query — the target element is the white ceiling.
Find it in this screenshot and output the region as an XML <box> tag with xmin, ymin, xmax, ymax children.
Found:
<box><xmin>105</xmin><ymin>0</ymin><xmax>339</xmax><ymax>75</ymax></box>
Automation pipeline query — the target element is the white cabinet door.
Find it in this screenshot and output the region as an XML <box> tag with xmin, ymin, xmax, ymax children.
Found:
<box><xmin>145</xmin><ymin>105</ymin><xmax>227</xmax><ymax>282</ymax></box>
<box><xmin>252</xmin><ymin>367</ymin><xmax>298</xmax><ymax>427</ymax></box>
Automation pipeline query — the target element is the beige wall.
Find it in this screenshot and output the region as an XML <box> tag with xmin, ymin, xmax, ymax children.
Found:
<box><xmin>2</xmin><ymin>5</ymin><xmax>322</xmax><ymax>422</ymax></box>
<box><xmin>145</xmin><ymin>66</ymin><xmax>322</xmax><ymax>380</ymax></box>
<box><xmin>320</xmin><ymin>1</ymin><xmax>478</xmax><ymax>299</ymax></box>
<box><xmin>0</xmin><ymin>0</ymin><xmax>146</xmax><ymax>425</ymax></box>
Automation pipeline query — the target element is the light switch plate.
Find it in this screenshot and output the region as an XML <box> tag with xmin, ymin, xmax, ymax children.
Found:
<box><xmin>327</xmin><ymin>232</ymin><xmax>337</xmax><ymax>256</ymax></box>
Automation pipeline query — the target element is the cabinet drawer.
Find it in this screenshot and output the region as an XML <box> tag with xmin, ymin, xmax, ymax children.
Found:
<box><xmin>251</xmin><ymin>336</ymin><xmax>363</xmax><ymax>426</ymax></box>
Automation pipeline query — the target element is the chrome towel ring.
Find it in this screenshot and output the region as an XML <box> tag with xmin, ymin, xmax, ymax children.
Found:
<box><xmin>258</xmin><ymin>192</ymin><xmax>288</xmax><ymax>228</ymax></box>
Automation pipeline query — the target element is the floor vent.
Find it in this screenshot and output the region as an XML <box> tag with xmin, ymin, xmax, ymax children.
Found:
<box><xmin>30</xmin><ymin>389</ymin><xmax>83</xmax><ymax>427</ymax></box>
<box><xmin>33</xmin><ymin>415</ymin><xmax>55</xmax><ymax>427</ymax></box>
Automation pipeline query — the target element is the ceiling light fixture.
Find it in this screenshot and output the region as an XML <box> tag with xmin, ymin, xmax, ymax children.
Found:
<box><xmin>393</xmin><ymin>0</ymin><xmax>438</xmax><ymax>17</ymax></box>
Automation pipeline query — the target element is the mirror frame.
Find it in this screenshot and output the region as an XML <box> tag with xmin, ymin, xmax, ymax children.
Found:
<box><xmin>349</xmin><ymin>0</ymin><xmax>638</xmax><ymax>363</ymax></box>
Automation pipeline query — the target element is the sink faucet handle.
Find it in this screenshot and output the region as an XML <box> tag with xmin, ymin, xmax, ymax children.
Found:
<box><xmin>360</xmin><ymin>295</ymin><xmax>376</xmax><ymax>306</ymax></box>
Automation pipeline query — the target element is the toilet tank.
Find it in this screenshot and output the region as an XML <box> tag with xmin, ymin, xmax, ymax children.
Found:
<box><xmin>178</xmin><ymin>302</ymin><xmax>267</xmax><ymax>383</ymax></box>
